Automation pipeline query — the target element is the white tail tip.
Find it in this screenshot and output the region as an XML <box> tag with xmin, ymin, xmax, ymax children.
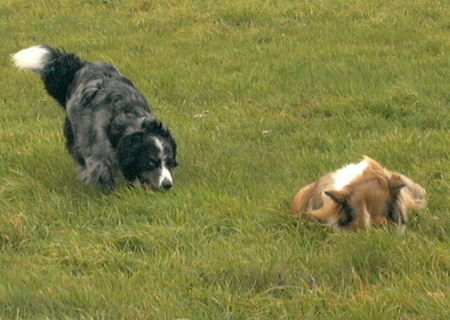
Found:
<box><xmin>12</xmin><ymin>45</ymin><xmax>51</xmax><ymax>73</ymax></box>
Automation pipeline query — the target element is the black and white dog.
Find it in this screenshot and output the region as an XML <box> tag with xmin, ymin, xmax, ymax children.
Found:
<box><xmin>13</xmin><ymin>45</ymin><xmax>177</xmax><ymax>191</ymax></box>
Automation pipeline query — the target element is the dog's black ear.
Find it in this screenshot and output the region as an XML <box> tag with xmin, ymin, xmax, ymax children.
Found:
<box><xmin>387</xmin><ymin>174</ymin><xmax>408</xmax><ymax>225</ymax></box>
<box><xmin>116</xmin><ymin>132</ymin><xmax>144</xmax><ymax>181</ymax></box>
<box><xmin>325</xmin><ymin>190</ymin><xmax>354</xmax><ymax>227</ymax></box>
<box><xmin>141</xmin><ymin>119</ymin><xmax>164</xmax><ymax>134</ymax></box>
<box><xmin>141</xmin><ymin>118</ymin><xmax>173</xmax><ymax>139</ymax></box>
<box><xmin>387</xmin><ymin>200</ymin><xmax>408</xmax><ymax>226</ymax></box>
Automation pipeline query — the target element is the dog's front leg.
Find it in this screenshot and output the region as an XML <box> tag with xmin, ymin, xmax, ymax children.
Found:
<box><xmin>68</xmin><ymin>111</ymin><xmax>117</xmax><ymax>191</ymax></box>
<box><xmin>79</xmin><ymin>155</ymin><xmax>115</xmax><ymax>192</ymax></box>
<box><xmin>74</xmin><ymin>134</ymin><xmax>116</xmax><ymax>191</ymax></box>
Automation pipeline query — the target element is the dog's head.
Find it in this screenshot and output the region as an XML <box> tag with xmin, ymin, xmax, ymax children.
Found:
<box><xmin>311</xmin><ymin>173</ymin><xmax>407</xmax><ymax>231</ymax></box>
<box><xmin>117</xmin><ymin>119</ymin><xmax>178</xmax><ymax>190</ymax></box>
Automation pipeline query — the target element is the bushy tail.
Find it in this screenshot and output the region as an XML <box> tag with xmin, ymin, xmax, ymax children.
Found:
<box><xmin>12</xmin><ymin>45</ymin><xmax>85</xmax><ymax>107</ymax></box>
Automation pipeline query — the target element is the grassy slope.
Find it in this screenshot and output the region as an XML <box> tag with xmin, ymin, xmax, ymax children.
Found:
<box><xmin>0</xmin><ymin>0</ymin><xmax>449</xmax><ymax>319</ymax></box>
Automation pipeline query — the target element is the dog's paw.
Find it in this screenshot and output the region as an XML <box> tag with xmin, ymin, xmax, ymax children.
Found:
<box><xmin>79</xmin><ymin>158</ymin><xmax>115</xmax><ymax>191</ymax></box>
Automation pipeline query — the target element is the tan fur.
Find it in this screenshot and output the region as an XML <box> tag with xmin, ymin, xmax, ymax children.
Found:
<box><xmin>291</xmin><ymin>183</ymin><xmax>316</xmax><ymax>215</ymax></box>
<box><xmin>291</xmin><ymin>157</ymin><xmax>427</xmax><ymax>231</ymax></box>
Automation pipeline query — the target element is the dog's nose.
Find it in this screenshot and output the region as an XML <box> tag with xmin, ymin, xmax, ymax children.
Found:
<box><xmin>161</xmin><ymin>180</ymin><xmax>173</xmax><ymax>190</ymax></box>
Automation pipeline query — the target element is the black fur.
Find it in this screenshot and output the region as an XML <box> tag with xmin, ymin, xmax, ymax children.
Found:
<box><xmin>16</xmin><ymin>45</ymin><xmax>178</xmax><ymax>191</ymax></box>
<box><xmin>337</xmin><ymin>201</ymin><xmax>355</xmax><ymax>227</ymax></box>
<box><xmin>387</xmin><ymin>198</ymin><xmax>407</xmax><ymax>226</ymax></box>
<box><xmin>41</xmin><ymin>47</ymin><xmax>84</xmax><ymax>106</ymax></box>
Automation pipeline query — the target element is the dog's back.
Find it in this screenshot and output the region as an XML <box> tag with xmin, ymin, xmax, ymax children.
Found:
<box><xmin>12</xmin><ymin>46</ymin><xmax>149</xmax><ymax>113</ymax></box>
<box><xmin>68</xmin><ymin>62</ymin><xmax>150</xmax><ymax>116</ymax></box>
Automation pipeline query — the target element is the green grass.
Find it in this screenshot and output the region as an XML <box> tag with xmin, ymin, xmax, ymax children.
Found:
<box><xmin>1</xmin><ymin>0</ymin><xmax>449</xmax><ymax>318</ymax></box>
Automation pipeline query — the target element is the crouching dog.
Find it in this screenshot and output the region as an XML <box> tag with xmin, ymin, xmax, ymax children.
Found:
<box><xmin>12</xmin><ymin>45</ymin><xmax>178</xmax><ymax>192</ymax></box>
<box><xmin>291</xmin><ymin>156</ymin><xmax>427</xmax><ymax>231</ymax></box>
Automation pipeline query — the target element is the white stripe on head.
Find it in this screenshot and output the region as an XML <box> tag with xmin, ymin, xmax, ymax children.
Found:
<box><xmin>153</xmin><ymin>137</ymin><xmax>163</xmax><ymax>152</ymax></box>
<box><xmin>152</xmin><ymin>137</ymin><xmax>173</xmax><ymax>187</ymax></box>
<box><xmin>332</xmin><ymin>159</ymin><xmax>369</xmax><ymax>191</ymax></box>
<box><xmin>12</xmin><ymin>45</ymin><xmax>51</xmax><ymax>73</ymax></box>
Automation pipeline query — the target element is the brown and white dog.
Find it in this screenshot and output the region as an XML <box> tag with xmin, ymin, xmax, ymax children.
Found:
<box><xmin>291</xmin><ymin>156</ymin><xmax>427</xmax><ymax>231</ymax></box>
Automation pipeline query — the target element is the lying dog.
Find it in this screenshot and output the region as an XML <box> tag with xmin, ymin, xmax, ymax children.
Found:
<box><xmin>291</xmin><ymin>156</ymin><xmax>426</xmax><ymax>231</ymax></box>
<box><xmin>13</xmin><ymin>45</ymin><xmax>177</xmax><ymax>191</ymax></box>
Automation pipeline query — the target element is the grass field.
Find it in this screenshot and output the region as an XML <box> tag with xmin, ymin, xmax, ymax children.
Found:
<box><xmin>1</xmin><ymin>0</ymin><xmax>449</xmax><ymax>319</ymax></box>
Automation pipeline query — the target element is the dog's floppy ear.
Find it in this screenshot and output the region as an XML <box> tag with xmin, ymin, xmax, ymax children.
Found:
<box><xmin>116</xmin><ymin>132</ymin><xmax>144</xmax><ymax>181</ymax></box>
<box><xmin>387</xmin><ymin>200</ymin><xmax>407</xmax><ymax>226</ymax></box>
<box><xmin>141</xmin><ymin>118</ymin><xmax>171</xmax><ymax>137</ymax></box>
<box><xmin>324</xmin><ymin>190</ymin><xmax>348</xmax><ymax>204</ymax></box>
<box><xmin>324</xmin><ymin>189</ymin><xmax>354</xmax><ymax>227</ymax></box>
<box><xmin>141</xmin><ymin>118</ymin><xmax>166</xmax><ymax>135</ymax></box>
<box><xmin>387</xmin><ymin>174</ymin><xmax>408</xmax><ymax>226</ymax></box>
